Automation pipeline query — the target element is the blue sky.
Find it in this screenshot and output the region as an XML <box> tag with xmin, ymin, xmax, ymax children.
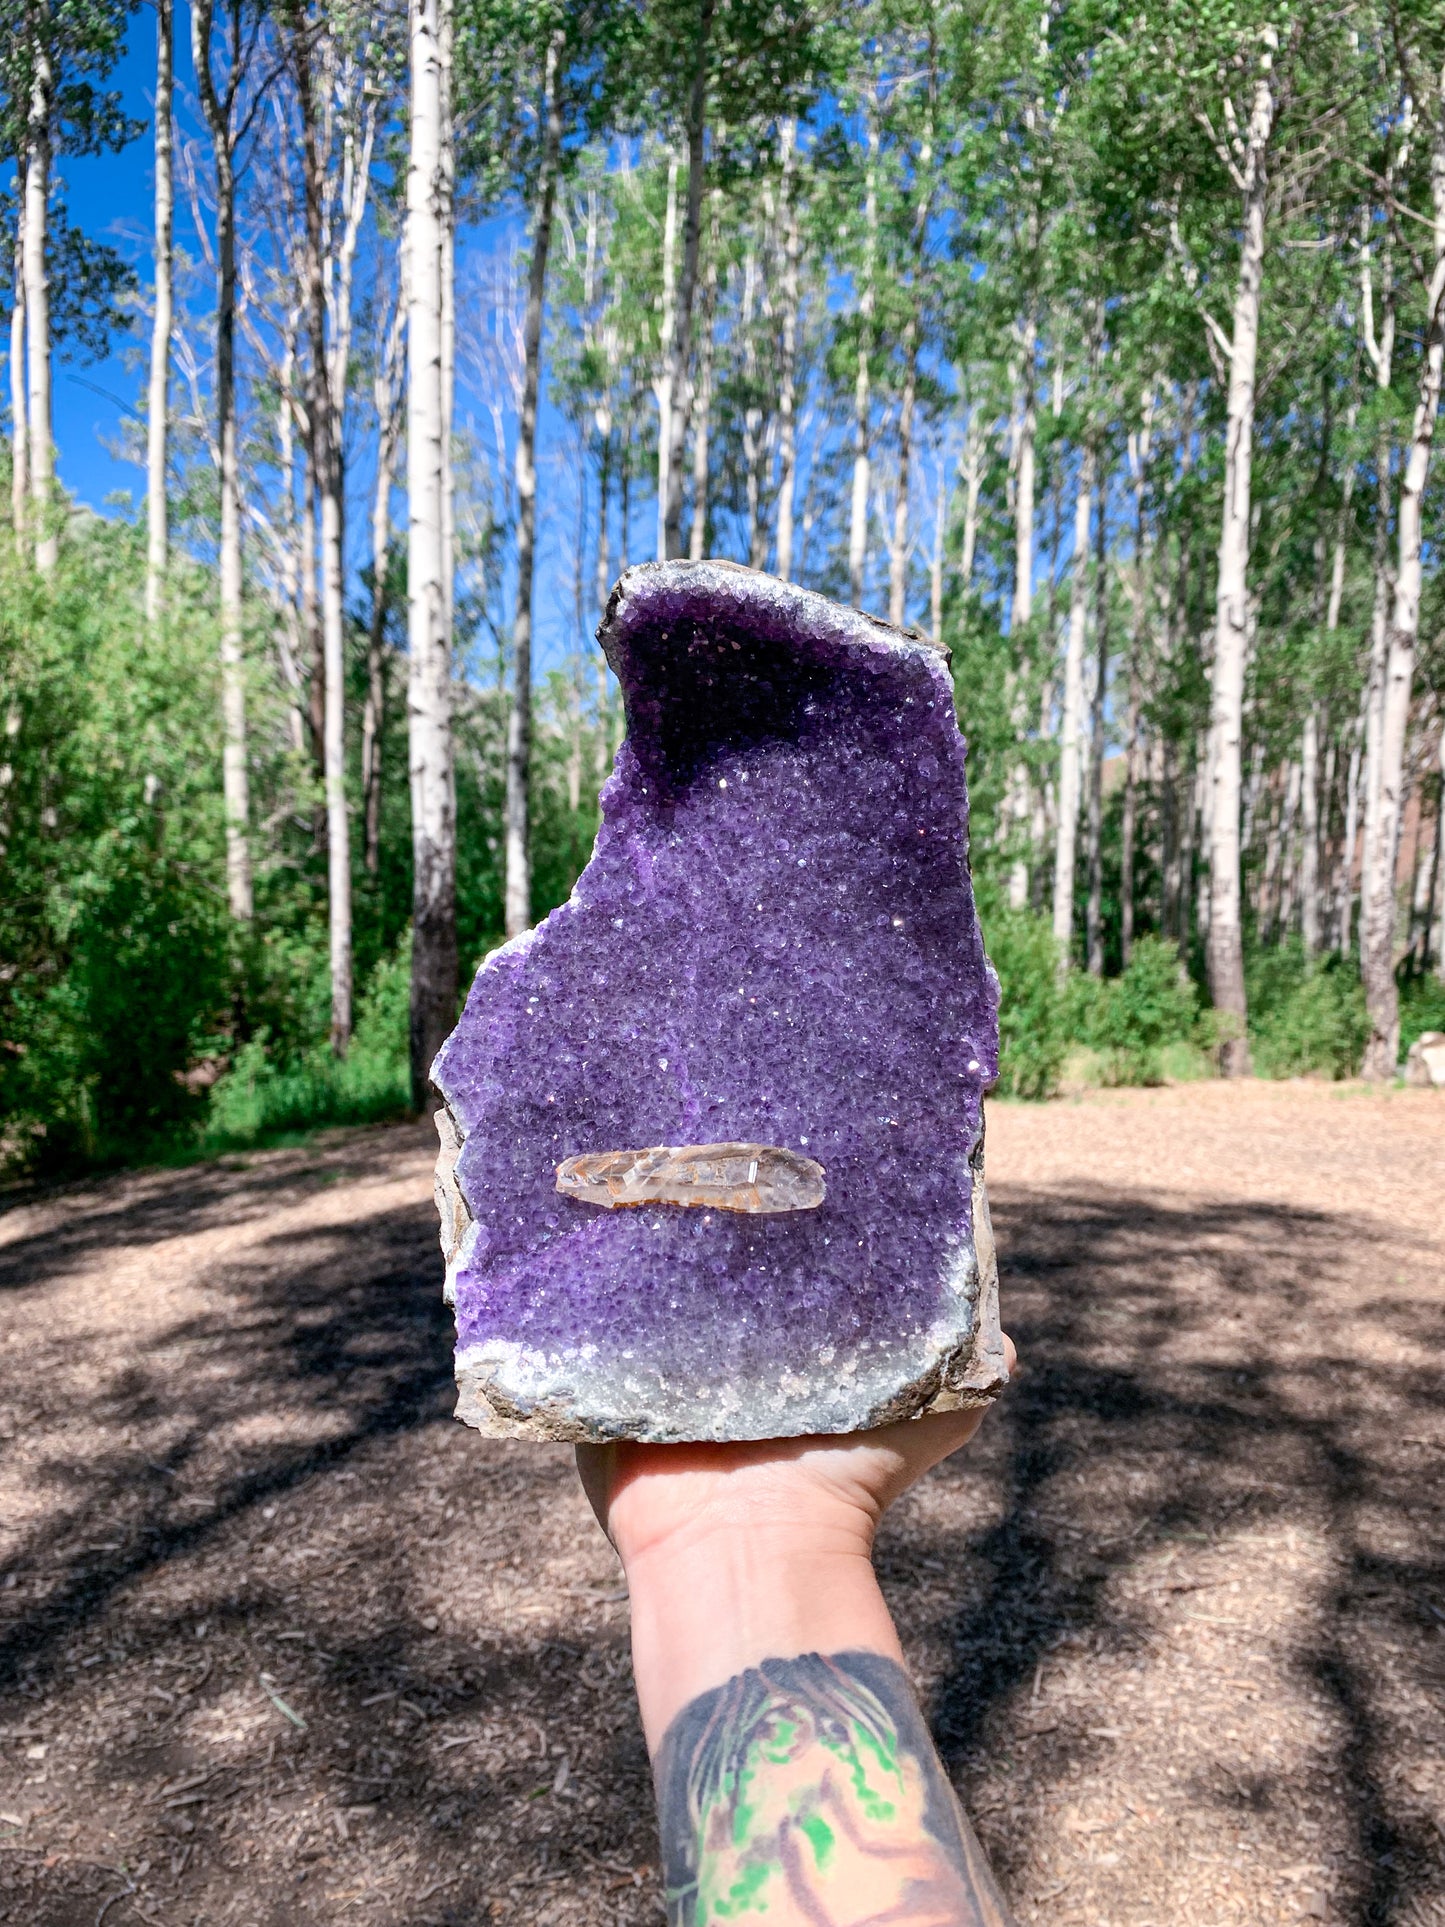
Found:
<box><xmin>40</xmin><ymin>17</ymin><xmax>161</xmax><ymax>514</ymax></box>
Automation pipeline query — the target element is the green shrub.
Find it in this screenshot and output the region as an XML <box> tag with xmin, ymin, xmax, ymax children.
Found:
<box><xmin>204</xmin><ymin>945</ymin><xmax>411</xmax><ymax>1148</ymax></box>
<box><xmin>1247</xmin><ymin>942</ymin><xmax>1368</xmax><ymax>1079</ymax></box>
<box><xmin>982</xmin><ymin>908</ymin><xmax>1068</xmax><ymax>1099</ymax></box>
<box><xmin>1400</xmin><ymin>975</ymin><xmax>1445</xmax><ymax>1058</ymax></box>
<box><xmin>1088</xmin><ymin>936</ymin><xmax>1202</xmax><ymax>1085</ymax></box>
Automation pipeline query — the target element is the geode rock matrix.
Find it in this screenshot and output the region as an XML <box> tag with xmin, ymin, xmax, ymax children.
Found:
<box><xmin>431</xmin><ymin>560</ymin><xmax>1005</xmax><ymax>1443</ymax></box>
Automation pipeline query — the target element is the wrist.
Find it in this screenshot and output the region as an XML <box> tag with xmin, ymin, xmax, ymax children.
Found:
<box><xmin>622</xmin><ymin>1523</ymin><xmax>903</xmax><ymax>1752</ymax></box>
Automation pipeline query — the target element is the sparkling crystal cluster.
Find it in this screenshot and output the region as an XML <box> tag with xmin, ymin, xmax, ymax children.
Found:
<box><xmin>432</xmin><ymin>560</ymin><xmax>1005</xmax><ymax>1442</ymax></box>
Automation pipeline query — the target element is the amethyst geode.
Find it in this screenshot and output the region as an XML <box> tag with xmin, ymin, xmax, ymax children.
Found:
<box><xmin>431</xmin><ymin>560</ymin><xmax>1005</xmax><ymax>1443</ymax></box>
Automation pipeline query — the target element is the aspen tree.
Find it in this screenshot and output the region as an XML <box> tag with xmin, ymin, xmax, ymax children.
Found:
<box><xmin>1362</xmin><ymin>74</ymin><xmax>1445</xmax><ymax>1077</ymax></box>
<box><xmin>24</xmin><ymin>26</ymin><xmax>53</xmax><ymax>573</ymax></box>
<box><xmin>1052</xmin><ymin>438</ymin><xmax>1094</xmax><ymax>959</ymax></box>
<box><xmin>653</xmin><ymin>151</ymin><xmax>680</xmax><ymax>563</ymax></box>
<box><xmin>687</xmin><ymin>181</ymin><xmax>721</xmax><ymax>563</ymax></box>
<box><xmin>406</xmin><ymin>0</ymin><xmax>457</xmax><ymax>1106</ymax></box>
<box><xmin>145</xmin><ymin>0</ymin><xmax>172</xmax><ymax>626</ymax></box>
<box><xmin>1204</xmin><ymin>22</ymin><xmax>1289</xmax><ymax>1076</ymax></box>
<box><xmin>505</xmin><ymin>27</ymin><xmax>565</xmax><ymax>940</ymax></box>
<box><xmin>659</xmin><ymin>0</ymin><xmax>714</xmax><ymax>560</ymax></box>
<box><xmin>9</xmin><ymin>181</ymin><xmax>25</xmax><ymax>546</ymax></box>
<box><xmin>775</xmin><ymin>120</ymin><xmax>800</xmax><ymax>581</ymax></box>
<box><xmin>849</xmin><ymin>87</ymin><xmax>878</xmax><ymax>605</ymax></box>
<box><xmin>363</xmin><ymin>277</ymin><xmax>405</xmax><ymax>877</ymax></box>
<box><xmin>193</xmin><ymin>0</ymin><xmax>253</xmax><ymax>921</ymax></box>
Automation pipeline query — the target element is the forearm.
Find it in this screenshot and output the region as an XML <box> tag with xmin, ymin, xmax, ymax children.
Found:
<box><xmin>626</xmin><ymin>1532</ymin><xmax>1018</xmax><ymax>1927</ymax></box>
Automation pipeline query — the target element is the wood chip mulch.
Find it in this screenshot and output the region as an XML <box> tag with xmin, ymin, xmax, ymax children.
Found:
<box><xmin>1</xmin><ymin>1080</ymin><xmax>1442</xmax><ymax>1926</ymax></box>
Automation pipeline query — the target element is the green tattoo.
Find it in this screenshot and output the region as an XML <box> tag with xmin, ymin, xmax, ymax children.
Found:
<box><xmin>654</xmin><ymin>1650</ymin><xmax>1017</xmax><ymax>1927</ymax></box>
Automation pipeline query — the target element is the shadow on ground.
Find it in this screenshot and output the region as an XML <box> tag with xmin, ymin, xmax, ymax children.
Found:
<box><xmin>0</xmin><ymin>1129</ymin><xmax>1441</xmax><ymax>1926</ymax></box>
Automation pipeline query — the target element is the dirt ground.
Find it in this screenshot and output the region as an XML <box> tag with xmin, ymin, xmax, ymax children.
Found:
<box><xmin>1</xmin><ymin>1081</ymin><xmax>1442</xmax><ymax>1927</ymax></box>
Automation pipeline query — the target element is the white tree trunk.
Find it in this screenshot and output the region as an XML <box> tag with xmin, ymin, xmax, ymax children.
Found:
<box><xmin>1436</xmin><ymin>720</ymin><xmax>1445</xmax><ymax>982</ymax></box>
<box><xmin>1206</xmin><ymin>38</ymin><xmax>1279</xmax><ymax>1076</ymax></box>
<box><xmin>505</xmin><ymin>28</ymin><xmax>563</xmax><ymax>941</ymax></box>
<box><xmin>740</xmin><ymin>246</ymin><xmax>765</xmax><ymax>568</ymax></box>
<box><xmin>193</xmin><ymin>0</ymin><xmax>252</xmax><ymax>919</ymax></box>
<box><xmin>406</xmin><ymin>0</ymin><xmax>457</xmax><ymax>1106</ymax></box>
<box><xmin>1051</xmin><ymin>438</ymin><xmax>1095</xmax><ymax>956</ymax></box>
<box><xmin>848</xmin><ymin>93</ymin><xmax>878</xmax><ymax>606</ymax></box>
<box><xmin>1363</xmin><ymin>111</ymin><xmax>1445</xmax><ymax>1076</ymax></box>
<box><xmin>145</xmin><ymin>0</ymin><xmax>173</xmax><ymax>625</ymax></box>
<box><xmin>9</xmin><ymin>176</ymin><xmax>26</xmax><ymax>546</ymax></box>
<box><xmin>439</xmin><ymin>0</ymin><xmax>455</xmax><ymax>650</ymax></box>
<box><xmin>889</xmin><ymin>318</ymin><xmax>918</xmax><ymax>627</ymax></box>
<box><xmin>363</xmin><ymin>278</ymin><xmax>405</xmax><ymax>874</ymax></box>
<box><xmin>661</xmin><ymin>0</ymin><xmax>713</xmax><ymax>559</ymax></box>
<box><xmin>929</xmin><ymin>450</ymin><xmax>946</xmax><ymax>645</ymax></box>
<box><xmin>1011</xmin><ymin>313</ymin><xmax>1037</xmax><ymax>630</ymax></box>
<box><xmin>291</xmin><ymin>9</ymin><xmax>372</xmax><ymax>1053</ymax></box>
<box><xmin>1086</xmin><ymin>482</ymin><xmax>1109</xmax><ymax>976</ymax></box>
<box><xmin>1359</xmin><ymin>537</ymin><xmax>1390</xmax><ymax>948</ymax></box>
<box><xmin>1337</xmin><ymin>722</ymin><xmax>1362</xmax><ymax>953</ymax></box>
<box><xmin>775</xmin><ymin>122</ymin><xmax>800</xmax><ymax>581</ymax></box>
<box><xmin>1002</xmin><ymin>313</ymin><xmax>1038</xmax><ymax>912</ymax></box>
<box><xmin>653</xmin><ymin>151</ymin><xmax>679</xmax><ymax>563</ymax></box>
<box><xmin>24</xmin><ymin>39</ymin><xmax>54</xmax><ymax>574</ymax></box>
<box><xmin>687</xmin><ymin>185</ymin><xmax>719</xmax><ymax>563</ymax></box>
<box><xmin>1300</xmin><ymin>704</ymin><xmax>1321</xmax><ymax>952</ymax></box>
<box><xmin>959</xmin><ymin>406</ymin><xmax>981</xmax><ymax>584</ymax></box>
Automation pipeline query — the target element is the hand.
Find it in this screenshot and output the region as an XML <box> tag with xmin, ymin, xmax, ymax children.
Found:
<box><xmin>575</xmin><ymin>1336</ymin><xmax>1016</xmax><ymax>1749</ymax></box>
<box><xmin>577</xmin><ymin>1338</ymin><xmax>1017</xmax><ymax>1569</ymax></box>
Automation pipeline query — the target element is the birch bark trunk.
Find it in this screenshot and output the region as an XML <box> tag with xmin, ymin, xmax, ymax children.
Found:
<box><xmin>271</xmin><ymin>330</ymin><xmax>308</xmax><ymax>758</ymax></box>
<box><xmin>1121</xmin><ymin>669</ymin><xmax>1140</xmax><ymax>965</ymax></box>
<box><xmin>848</xmin><ymin>91</ymin><xmax>878</xmax><ymax>606</ymax></box>
<box><xmin>194</xmin><ymin>0</ymin><xmax>252</xmax><ymax>920</ymax></box>
<box><xmin>775</xmin><ymin>123</ymin><xmax>800</xmax><ymax>581</ymax></box>
<box><xmin>363</xmin><ymin>283</ymin><xmax>404</xmax><ymax>876</ymax></box>
<box><xmin>1051</xmin><ymin>439</ymin><xmax>1094</xmax><ymax>957</ymax></box>
<box><xmin>1300</xmin><ymin>705</ymin><xmax>1321</xmax><ymax>951</ymax></box>
<box><xmin>406</xmin><ymin>0</ymin><xmax>457</xmax><ymax>1107</ymax></box>
<box><xmin>1359</xmin><ymin>464</ymin><xmax>1392</xmax><ymax>949</ymax></box>
<box><xmin>1206</xmin><ymin>32</ymin><xmax>1280</xmax><ymax>1076</ymax></box>
<box><xmin>1011</xmin><ymin>313</ymin><xmax>1037</xmax><ymax>630</ymax></box>
<box><xmin>889</xmin><ymin>320</ymin><xmax>918</xmax><ymax>627</ymax></box>
<box><xmin>929</xmin><ymin>452</ymin><xmax>945</xmax><ymax>646</ymax></box>
<box><xmin>439</xmin><ymin>0</ymin><xmax>455</xmax><ymax>650</ymax></box>
<box><xmin>289</xmin><ymin>6</ymin><xmax>373</xmax><ymax>1052</ymax></box>
<box><xmin>504</xmin><ymin>28</ymin><xmax>564</xmax><ymax>941</ymax></box>
<box><xmin>145</xmin><ymin>0</ymin><xmax>173</xmax><ymax>625</ymax></box>
<box><xmin>959</xmin><ymin>406</ymin><xmax>981</xmax><ymax>583</ymax></box>
<box><xmin>653</xmin><ymin>151</ymin><xmax>678</xmax><ymax>563</ymax></box>
<box><xmin>24</xmin><ymin>34</ymin><xmax>54</xmax><ymax>574</ymax></box>
<box><xmin>1308</xmin><ymin>436</ymin><xmax>1354</xmax><ymax>953</ymax></box>
<box><xmin>740</xmin><ymin>246</ymin><xmax>765</xmax><ymax>568</ymax></box>
<box><xmin>1436</xmin><ymin>721</ymin><xmax>1445</xmax><ymax>982</ymax></box>
<box><xmin>1003</xmin><ymin>314</ymin><xmax>1038</xmax><ymax>912</ymax></box>
<box><xmin>1086</xmin><ymin>479</ymin><xmax>1109</xmax><ymax>977</ymax></box>
<box><xmin>661</xmin><ymin>0</ymin><xmax>714</xmax><ymax>560</ymax></box>
<box><xmin>9</xmin><ymin>178</ymin><xmax>25</xmax><ymax>546</ymax></box>
<box><xmin>686</xmin><ymin>186</ymin><xmax>718</xmax><ymax>562</ymax></box>
<box><xmin>1358</xmin><ymin>133</ymin><xmax>1402</xmax><ymax>964</ymax></box>
<box><xmin>1337</xmin><ymin>719</ymin><xmax>1362</xmax><ymax>953</ymax></box>
<box><xmin>1362</xmin><ymin>104</ymin><xmax>1445</xmax><ymax>1077</ymax></box>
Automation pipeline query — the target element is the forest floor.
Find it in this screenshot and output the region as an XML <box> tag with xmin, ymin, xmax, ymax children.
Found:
<box><xmin>0</xmin><ymin>1081</ymin><xmax>1442</xmax><ymax>1927</ymax></box>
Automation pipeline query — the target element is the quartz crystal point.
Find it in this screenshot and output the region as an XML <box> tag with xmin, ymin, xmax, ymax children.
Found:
<box><xmin>432</xmin><ymin>560</ymin><xmax>1005</xmax><ymax>1443</ymax></box>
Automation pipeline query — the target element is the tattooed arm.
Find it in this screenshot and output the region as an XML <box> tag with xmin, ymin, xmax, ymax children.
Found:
<box><xmin>653</xmin><ymin>1648</ymin><xmax>1015</xmax><ymax>1927</ymax></box>
<box><xmin>576</xmin><ymin>1359</ymin><xmax>1019</xmax><ymax>1927</ymax></box>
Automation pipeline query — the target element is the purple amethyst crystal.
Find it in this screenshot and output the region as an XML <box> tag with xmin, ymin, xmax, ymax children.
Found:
<box><xmin>431</xmin><ymin>561</ymin><xmax>1005</xmax><ymax>1443</ymax></box>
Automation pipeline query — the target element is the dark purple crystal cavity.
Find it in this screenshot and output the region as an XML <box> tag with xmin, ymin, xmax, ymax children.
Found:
<box><xmin>432</xmin><ymin>561</ymin><xmax>1002</xmax><ymax>1442</ymax></box>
